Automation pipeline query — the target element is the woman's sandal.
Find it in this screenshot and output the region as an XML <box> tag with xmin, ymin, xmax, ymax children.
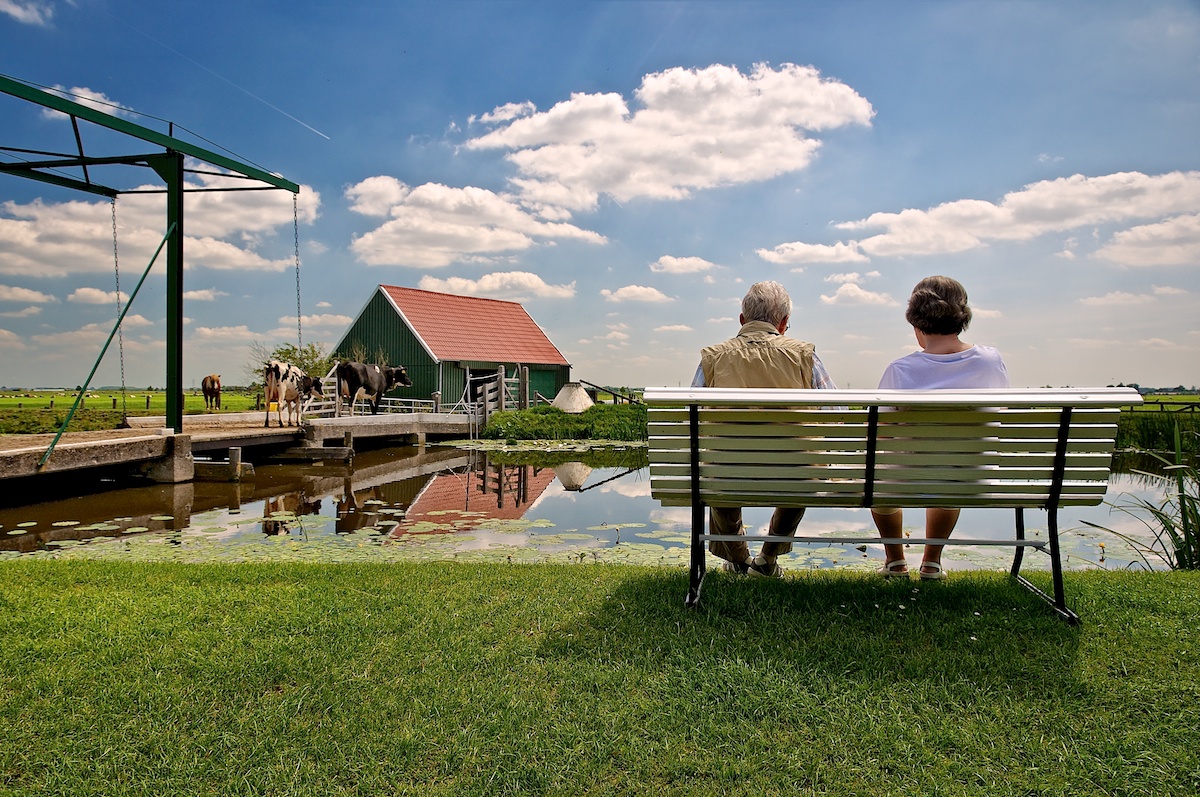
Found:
<box><xmin>876</xmin><ymin>559</ymin><xmax>909</xmax><ymax>577</ymax></box>
<box><xmin>919</xmin><ymin>562</ymin><xmax>948</xmax><ymax>581</ymax></box>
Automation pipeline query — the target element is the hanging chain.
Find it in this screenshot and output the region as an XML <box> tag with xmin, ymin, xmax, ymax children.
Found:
<box><xmin>294</xmin><ymin>192</ymin><xmax>303</xmax><ymax>351</ymax></box>
<box><xmin>111</xmin><ymin>198</ymin><xmax>127</xmax><ymax>418</ymax></box>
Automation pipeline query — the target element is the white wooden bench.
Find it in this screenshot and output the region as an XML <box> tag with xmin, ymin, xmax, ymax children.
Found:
<box><xmin>645</xmin><ymin>387</ymin><xmax>1142</xmax><ymax>623</ymax></box>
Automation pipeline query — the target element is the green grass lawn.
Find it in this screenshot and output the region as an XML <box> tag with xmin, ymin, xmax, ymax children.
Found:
<box><xmin>1</xmin><ymin>562</ymin><xmax>1196</xmax><ymax>796</ymax></box>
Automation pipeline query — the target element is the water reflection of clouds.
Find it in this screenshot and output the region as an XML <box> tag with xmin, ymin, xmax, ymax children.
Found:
<box><xmin>597</xmin><ymin>479</ymin><xmax>651</xmax><ymax>498</ymax></box>
<box><xmin>650</xmin><ymin>507</ymin><xmax>690</xmax><ymax>526</ymax></box>
<box><xmin>527</xmin><ymin>479</ymin><xmax>570</xmax><ymax>510</ymax></box>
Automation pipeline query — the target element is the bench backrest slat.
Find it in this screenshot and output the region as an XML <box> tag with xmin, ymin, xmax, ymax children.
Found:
<box><xmin>645</xmin><ymin>387</ymin><xmax>1139</xmax><ymax>511</ymax></box>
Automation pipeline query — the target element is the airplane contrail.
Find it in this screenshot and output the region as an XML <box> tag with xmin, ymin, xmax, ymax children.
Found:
<box><xmin>107</xmin><ymin>13</ymin><xmax>331</xmax><ymax>140</ymax></box>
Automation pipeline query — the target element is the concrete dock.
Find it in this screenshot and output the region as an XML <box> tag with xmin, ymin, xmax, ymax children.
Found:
<box><xmin>0</xmin><ymin>410</ymin><xmax>473</xmax><ymax>485</ymax></box>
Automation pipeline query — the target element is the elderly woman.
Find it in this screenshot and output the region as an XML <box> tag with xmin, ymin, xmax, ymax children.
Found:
<box><xmin>873</xmin><ymin>275</ymin><xmax>1010</xmax><ymax>579</ymax></box>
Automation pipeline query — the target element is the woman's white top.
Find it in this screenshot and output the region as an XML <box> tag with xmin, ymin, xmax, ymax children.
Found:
<box><xmin>878</xmin><ymin>345</ymin><xmax>1010</xmax><ymax>389</ymax></box>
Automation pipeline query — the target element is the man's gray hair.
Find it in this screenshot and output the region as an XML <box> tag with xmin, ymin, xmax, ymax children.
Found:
<box><xmin>741</xmin><ymin>281</ymin><xmax>792</xmax><ymax>325</ymax></box>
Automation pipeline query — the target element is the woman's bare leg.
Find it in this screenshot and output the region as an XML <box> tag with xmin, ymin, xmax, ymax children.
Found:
<box><xmin>871</xmin><ymin>508</ymin><xmax>907</xmax><ymax>571</ymax></box>
<box><xmin>921</xmin><ymin>508</ymin><xmax>961</xmax><ymax>573</ymax></box>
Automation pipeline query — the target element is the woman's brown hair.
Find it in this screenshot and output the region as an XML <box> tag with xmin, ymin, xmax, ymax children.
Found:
<box><xmin>905</xmin><ymin>275</ymin><xmax>972</xmax><ymax>335</ymax></box>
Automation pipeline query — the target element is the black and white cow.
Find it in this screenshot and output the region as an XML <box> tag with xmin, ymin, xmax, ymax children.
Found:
<box><xmin>263</xmin><ymin>360</ymin><xmax>324</xmax><ymax>428</ymax></box>
<box><xmin>335</xmin><ymin>360</ymin><xmax>413</xmax><ymax>416</ymax></box>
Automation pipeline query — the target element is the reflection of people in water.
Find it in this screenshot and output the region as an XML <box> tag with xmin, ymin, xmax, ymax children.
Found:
<box><xmin>262</xmin><ymin>491</ymin><xmax>322</xmax><ymax>535</ymax></box>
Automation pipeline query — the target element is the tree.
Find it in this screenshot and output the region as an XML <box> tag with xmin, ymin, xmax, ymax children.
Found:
<box><xmin>244</xmin><ymin>341</ymin><xmax>335</xmax><ymax>386</ymax></box>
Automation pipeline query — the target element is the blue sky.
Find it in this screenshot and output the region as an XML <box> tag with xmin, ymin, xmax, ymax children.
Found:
<box><xmin>1</xmin><ymin>0</ymin><xmax>1198</xmax><ymax>393</ymax></box>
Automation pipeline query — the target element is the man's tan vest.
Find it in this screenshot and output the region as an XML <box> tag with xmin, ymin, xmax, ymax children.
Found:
<box><xmin>700</xmin><ymin>321</ymin><xmax>816</xmax><ymax>388</ymax></box>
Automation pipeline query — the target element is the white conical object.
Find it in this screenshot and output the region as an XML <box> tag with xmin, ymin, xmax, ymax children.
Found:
<box><xmin>551</xmin><ymin>382</ymin><xmax>594</xmax><ymax>414</ymax></box>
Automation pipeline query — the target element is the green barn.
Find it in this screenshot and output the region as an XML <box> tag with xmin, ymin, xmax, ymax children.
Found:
<box><xmin>333</xmin><ymin>285</ymin><xmax>572</xmax><ymax>407</ymax></box>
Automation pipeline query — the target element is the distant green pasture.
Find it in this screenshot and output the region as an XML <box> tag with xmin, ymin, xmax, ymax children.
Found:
<box><xmin>0</xmin><ymin>389</ymin><xmax>264</xmax><ymax>434</ymax></box>
<box><xmin>0</xmin><ymin>389</ymin><xmax>260</xmax><ymax>414</ymax></box>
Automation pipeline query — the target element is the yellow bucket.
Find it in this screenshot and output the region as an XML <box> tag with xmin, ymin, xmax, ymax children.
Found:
<box><xmin>268</xmin><ymin>402</ymin><xmax>278</xmax><ymax>412</ymax></box>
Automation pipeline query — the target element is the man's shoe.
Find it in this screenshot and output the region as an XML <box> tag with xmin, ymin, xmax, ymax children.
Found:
<box><xmin>721</xmin><ymin>558</ymin><xmax>751</xmax><ymax>575</ymax></box>
<box><xmin>748</xmin><ymin>556</ymin><xmax>784</xmax><ymax>578</ymax></box>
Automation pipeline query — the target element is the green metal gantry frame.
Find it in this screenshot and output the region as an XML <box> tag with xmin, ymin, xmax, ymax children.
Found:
<box><xmin>0</xmin><ymin>75</ymin><xmax>300</xmax><ymax>432</ymax></box>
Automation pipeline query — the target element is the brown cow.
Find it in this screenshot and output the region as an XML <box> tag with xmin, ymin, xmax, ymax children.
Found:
<box><xmin>201</xmin><ymin>374</ymin><xmax>221</xmax><ymax>411</ymax></box>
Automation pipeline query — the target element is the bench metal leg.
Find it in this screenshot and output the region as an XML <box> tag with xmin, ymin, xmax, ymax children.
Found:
<box><xmin>686</xmin><ymin>500</ymin><xmax>706</xmax><ymax>608</ymax></box>
<box><xmin>1011</xmin><ymin>507</ymin><xmax>1080</xmax><ymax>625</ymax></box>
<box><xmin>685</xmin><ymin>403</ymin><xmax>705</xmax><ymax>608</ymax></box>
<box><xmin>1010</xmin><ymin>508</ymin><xmax>1026</xmax><ymax>578</ymax></box>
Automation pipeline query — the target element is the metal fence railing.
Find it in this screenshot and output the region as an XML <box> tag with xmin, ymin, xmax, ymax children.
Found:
<box><xmin>298</xmin><ymin>365</ymin><xmax>543</xmax><ymax>440</ymax></box>
<box><xmin>303</xmin><ymin>395</ymin><xmax>438</xmax><ymax>418</ymax></box>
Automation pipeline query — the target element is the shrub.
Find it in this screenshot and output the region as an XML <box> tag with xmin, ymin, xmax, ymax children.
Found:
<box><xmin>481</xmin><ymin>403</ymin><xmax>646</xmax><ymax>441</ymax></box>
<box><xmin>1117</xmin><ymin>410</ymin><xmax>1200</xmax><ymax>453</ymax></box>
<box><xmin>1085</xmin><ymin>423</ymin><xmax>1199</xmax><ymax>570</ymax></box>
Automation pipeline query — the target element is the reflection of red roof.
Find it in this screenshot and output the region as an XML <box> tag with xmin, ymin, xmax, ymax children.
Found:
<box><xmin>403</xmin><ymin>465</ymin><xmax>557</xmax><ymax>527</ymax></box>
<box><xmin>381</xmin><ymin>285</ymin><xmax>569</xmax><ymax>366</ymax></box>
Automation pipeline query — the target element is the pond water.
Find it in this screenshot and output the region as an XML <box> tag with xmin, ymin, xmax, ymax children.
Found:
<box><xmin>0</xmin><ymin>445</ymin><xmax>1175</xmax><ymax>572</ymax></box>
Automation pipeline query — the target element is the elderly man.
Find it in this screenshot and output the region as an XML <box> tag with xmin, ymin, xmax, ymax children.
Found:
<box><xmin>691</xmin><ymin>281</ymin><xmax>837</xmax><ymax>578</ymax></box>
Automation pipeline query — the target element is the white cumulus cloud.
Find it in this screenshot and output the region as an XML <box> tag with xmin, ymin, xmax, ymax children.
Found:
<box><xmin>0</xmin><ymin>306</ymin><xmax>41</xmax><ymax>318</ymax></box>
<box><xmin>285</xmin><ymin>314</ymin><xmax>354</xmax><ymax>327</ymax></box>
<box><xmin>347</xmin><ymin>181</ymin><xmax>605</xmax><ymax>268</ymax></box>
<box><xmin>0</xmin><ymin>174</ymin><xmax>319</xmax><ymax>278</ymax></box>
<box><xmin>183</xmin><ymin>289</ymin><xmax>230</xmax><ymax>301</ymax></box>
<box><xmin>466</xmin><ymin>62</ymin><xmax>873</xmax><ymax>211</ymax></box>
<box><xmin>345</xmin><ymin>175</ymin><xmax>411</xmax><ymax>217</ymax></box>
<box><xmin>42</xmin><ymin>85</ymin><xmax>134</xmax><ymax>120</ymax></box>
<box><xmin>650</xmin><ymin>255</ymin><xmax>718</xmax><ymax>274</ymax></box>
<box><xmin>1094</xmin><ymin>213</ymin><xmax>1200</xmax><ymax>266</ymax></box>
<box><xmin>1079</xmin><ymin>291</ymin><xmax>1157</xmax><ymax>306</ymax></box>
<box><xmin>600</xmin><ymin>285</ymin><xmax>673</xmax><ymax>303</ymax></box>
<box><xmin>758</xmin><ymin>240</ymin><xmax>870</xmax><ymax>265</ymax></box>
<box><xmin>192</xmin><ymin>325</ymin><xmax>256</xmax><ymax>342</ymax></box>
<box><xmin>68</xmin><ymin>287</ymin><xmax>128</xmax><ymax>304</ymax></box>
<box><xmin>819</xmin><ymin>283</ymin><xmax>898</xmax><ymax>306</ymax></box>
<box><xmin>762</xmin><ymin>171</ymin><xmax>1200</xmax><ymax>264</ymax></box>
<box><xmin>824</xmin><ymin>271</ymin><xmax>879</xmax><ymax>284</ymax></box>
<box><xmin>0</xmin><ymin>1</ymin><xmax>51</xmax><ymax>24</ymax></box>
<box><xmin>30</xmin><ymin>315</ymin><xmax>152</xmax><ymax>348</ymax></box>
<box><xmin>417</xmin><ymin>271</ymin><xmax>576</xmax><ymax>299</ymax></box>
<box><xmin>472</xmin><ymin>101</ymin><xmax>537</xmax><ymax>125</ymax></box>
<box><xmin>0</xmin><ymin>284</ymin><xmax>55</xmax><ymax>303</ymax></box>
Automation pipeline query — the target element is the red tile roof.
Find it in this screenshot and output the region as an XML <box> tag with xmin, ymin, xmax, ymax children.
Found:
<box><xmin>381</xmin><ymin>285</ymin><xmax>569</xmax><ymax>366</ymax></box>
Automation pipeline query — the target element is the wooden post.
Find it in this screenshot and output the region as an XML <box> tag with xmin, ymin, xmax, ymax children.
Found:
<box><xmin>520</xmin><ymin>366</ymin><xmax>529</xmax><ymax>410</ymax></box>
<box><xmin>497</xmin><ymin>365</ymin><xmax>506</xmax><ymax>411</ymax></box>
<box><xmin>229</xmin><ymin>447</ymin><xmax>242</xmax><ymax>482</ymax></box>
<box><xmin>432</xmin><ymin>391</ymin><xmax>441</xmax><ymax>413</ymax></box>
